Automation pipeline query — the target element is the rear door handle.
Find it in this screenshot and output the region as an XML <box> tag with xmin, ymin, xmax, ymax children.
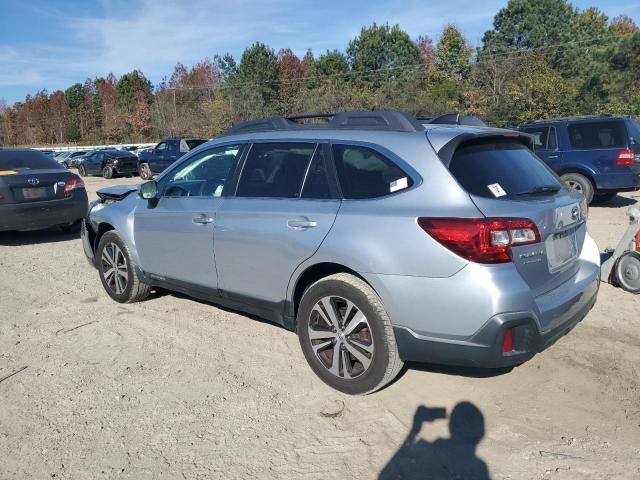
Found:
<box><xmin>193</xmin><ymin>215</ymin><xmax>214</xmax><ymax>225</ymax></box>
<box><xmin>548</xmin><ymin>155</ymin><xmax>559</xmax><ymax>159</ymax></box>
<box><xmin>287</xmin><ymin>219</ymin><xmax>318</xmax><ymax>230</ymax></box>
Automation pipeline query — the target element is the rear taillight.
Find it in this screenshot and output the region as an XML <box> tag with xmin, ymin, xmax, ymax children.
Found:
<box><xmin>64</xmin><ymin>178</ymin><xmax>85</xmax><ymax>196</ymax></box>
<box><xmin>615</xmin><ymin>149</ymin><xmax>635</xmax><ymax>166</ymax></box>
<box><xmin>417</xmin><ymin>217</ymin><xmax>541</xmax><ymax>264</ymax></box>
<box><xmin>502</xmin><ymin>328</ymin><xmax>514</xmax><ymax>353</ymax></box>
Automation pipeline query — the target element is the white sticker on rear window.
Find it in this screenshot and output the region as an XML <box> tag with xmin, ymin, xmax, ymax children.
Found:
<box><xmin>390</xmin><ymin>177</ymin><xmax>408</xmax><ymax>193</ymax></box>
<box><xmin>487</xmin><ymin>183</ymin><xmax>507</xmax><ymax>197</ymax></box>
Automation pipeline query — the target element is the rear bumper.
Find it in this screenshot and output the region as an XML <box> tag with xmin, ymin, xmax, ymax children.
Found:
<box><xmin>0</xmin><ymin>193</ymin><xmax>88</xmax><ymax>232</ymax></box>
<box><xmin>113</xmin><ymin>164</ymin><xmax>138</xmax><ymax>175</ymax></box>
<box><xmin>363</xmin><ymin>233</ymin><xmax>601</xmax><ymax>368</ymax></box>
<box><xmin>394</xmin><ymin>279</ymin><xmax>598</xmax><ymax>368</ymax></box>
<box><xmin>594</xmin><ymin>168</ymin><xmax>640</xmax><ymax>191</ymax></box>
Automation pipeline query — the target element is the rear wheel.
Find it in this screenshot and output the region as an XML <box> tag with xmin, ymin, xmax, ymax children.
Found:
<box><xmin>615</xmin><ymin>251</ymin><xmax>640</xmax><ymax>294</ymax></box>
<box><xmin>561</xmin><ymin>173</ymin><xmax>594</xmax><ymax>204</ymax></box>
<box><xmin>97</xmin><ymin>231</ymin><xmax>151</xmax><ymax>303</ymax></box>
<box><xmin>102</xmin><ymin>166</ymin><xmax>114</xmax><ymax>179</ymax></box>
<box><xmin>139</xmin><ymin>163</ymin><xmax>152</xmax><ymax>180</ymax></box>
<box><xmin>78</xmin><ymin>165</ymin><xmax>87</xmax><ymax>177</ymax></box>
<box><xmin>297</xmin><ymin>273</ymin><xmax>403</xmax><ymax>395</ymax></box>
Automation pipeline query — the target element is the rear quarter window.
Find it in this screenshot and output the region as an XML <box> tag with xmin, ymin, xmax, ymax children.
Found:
<box><xmin>449</xmin><ymin>142</ymin><xmax>561</xmax><ymax>200</ymax></box>
<box><xmin>332</xmin><ymin>144</ymin><xmax>413</xmax><ymax>199</ymax></box>
<box><xmin>568</xmin><ymin>121</ymin><xmax>627</xmax><ymax>149</ymax></box>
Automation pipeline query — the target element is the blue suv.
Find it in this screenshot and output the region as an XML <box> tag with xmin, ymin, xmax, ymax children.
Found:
<box><xmin>138</xmin><ymin>137</ymin><xmax>206</xmax><ymax>180</ymax></box>
<box><xmin>520</xmin><ymin>116</ymin><xmax>640</xmax><ymax>203</ymax></box>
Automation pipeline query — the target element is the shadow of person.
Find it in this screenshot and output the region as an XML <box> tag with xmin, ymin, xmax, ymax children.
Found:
<box><xmin>379</xmin><ymin>402</ymin><xmax>490</xmax><ymax>480</ymax></box>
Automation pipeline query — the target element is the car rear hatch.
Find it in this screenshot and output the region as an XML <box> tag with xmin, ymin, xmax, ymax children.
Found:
<box><xmin>110</xmin><ymin>155</ymin><xmax>138</xmax><ymax>171</ymax></box>
<box><xmin>428</xmin><ymin>129</ymin><xmax>588</xmax><ymax>305</ymax></box>
<box><xmin>0</xmin><ymin>168</ymin><xmax>78</xmax><ymax>205</ymax></box>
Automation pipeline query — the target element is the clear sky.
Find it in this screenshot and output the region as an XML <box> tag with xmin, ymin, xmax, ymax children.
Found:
<box><xmin>1</xmin><ymin>0</ymin><xmax>639</xmax><ymax>104</ymax></box>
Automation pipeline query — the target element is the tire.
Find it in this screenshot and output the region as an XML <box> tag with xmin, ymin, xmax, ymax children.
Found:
<box><xmin>297</xmin><ymin>273</ymin><xmax>403</xmax><ymax>395</ymax></box>
<box><xmin>102</xmin><ymin>166</ymin><xmax>114</xmax><ymax>179</ymax></box>
<box><xmin>97</xmin><ymin>231</ymin><xmax>151</xmax><ymax>303</ymax></box>
<box><xmin>592</xmin><ymin>192</ymin><xmax>617</xmax><ymax>204</ymax></box>
<box><xmin>60</xmin><ymin>220</ymin><xmax>81</xmax><ymax>234</ymax></box>
<box><xmin>614</xmin><ymin>251</ymin><xmax>640</xmax><ymax>294</ymax></box>
<box><xmin>139</xmin><ymin>163</ymin><xmax>152</xmax><ymax>180</ymax></box>
<box><xmin>560</xmin><ymin>173</ymin><xmax>594</xmax><ymax>204</ymax></box>
<box><xmin>78</xmin><ymin>165</ymin><xmax>87</xmax><ymax>177</ymax></box>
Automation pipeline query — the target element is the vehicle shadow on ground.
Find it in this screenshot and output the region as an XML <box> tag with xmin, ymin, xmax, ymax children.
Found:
<box><xmin>0</xmin><ymin>228</ymin><xmax>80</xmax><ymax>246</ymax></box>
<box><xmin>403</xmin><ymin>362</ymin><xmax>513</xmax><ymax>379</ymax></box>
<box><xmin>379</xmin><ymin>403</ymin><xmax>491</xmax><ymax>480</ymax></box>
<box><xmin>592</xmin><ymin>195</ymin><xmax>637</xmax><ymax>208</ymax></box>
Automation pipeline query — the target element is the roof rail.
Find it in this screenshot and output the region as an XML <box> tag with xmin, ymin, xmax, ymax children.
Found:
<box><xmin>219</xmin><ymin>110</ymin><xmax>425</xmax><ymax>136</ymax></box>
<box><xmin>523</xmin><ymin>114</ymin><xmax>627</xmax><ymax>124</ymax></box>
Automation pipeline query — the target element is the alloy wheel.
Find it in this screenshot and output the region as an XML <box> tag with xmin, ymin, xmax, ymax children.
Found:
<box><xmin>307</xmin><ymin>296</ymin><xmax>374</xmax><ymax>379</ymax></box>
<box><xmin>565</xmin><ymin>180</ymin><xmax>583</xmax><ymax>193</ymax></box>
<box><xmin>101</xmin><ymin>242</ymin><xmax>128</xmax><ymax>295</ymax></box>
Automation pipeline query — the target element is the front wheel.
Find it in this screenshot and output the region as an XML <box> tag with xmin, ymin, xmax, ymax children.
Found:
<box><xmin>139</xmin><ymin>163</ymin><xmax>152</xmax><ymax>180</ymax></box>
<box><xmin>97</xmin><ymin>231</ymin><xmax>151</xmax><ymax>303</ymax></box>
<box><xmin>615</xmin><ymin>251</ymin><xmax>640</xmax><ymax>294</ymax></box>
<box><xmin>297</xmin><ymin>273</ymin><xmax>403</xmax><ymax>395</ymax></box>
<box><xmin>560</xmin><ymin>173</ymin><xmax>594</xmax><ymax>204</ymax></box>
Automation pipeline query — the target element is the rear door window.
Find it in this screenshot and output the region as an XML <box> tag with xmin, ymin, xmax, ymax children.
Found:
<box><xmin>301</xmin><ymin>145</ymin><xmax>335</xmax><ymax>199</ymax></box>
<box><xmin>568</xmin><ymin>121</ymin><xmax>627</xmax><ymax>149</ymax></box>
<box><xmin>449</xmin><ymin>142</ymin><xmax>562</xmax><ymax>200</ymax></box>
<box><xmin>332</xmin><ymin>144</ymin><xmax>412</xmax><ymax>199</ymax></box>
<box><xmin>237</xmin><ymin>143</ymin><xmax>316</xmax><ymax>198</ymax></box>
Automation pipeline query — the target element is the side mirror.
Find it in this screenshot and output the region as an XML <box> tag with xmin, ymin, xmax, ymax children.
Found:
<box><xmin>139</xmin><ymin>180</ymin><xmax>158</xmax><ymax>200</ymax></box>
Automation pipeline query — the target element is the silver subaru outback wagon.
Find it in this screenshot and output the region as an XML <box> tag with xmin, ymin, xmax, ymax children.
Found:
<box><xmin>82</xmin><ymin>111</ymin><xmax>600</xmax><ymax>395</ymax></box>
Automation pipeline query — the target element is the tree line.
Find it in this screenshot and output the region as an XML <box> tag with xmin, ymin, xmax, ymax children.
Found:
<box><xmin>1</xmin><ymin>0</ymin><xmax>638</xmax><ymax>146</ymax></box>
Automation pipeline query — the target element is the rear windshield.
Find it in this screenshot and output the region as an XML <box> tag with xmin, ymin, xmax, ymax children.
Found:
<box><xmin>0</xmin><ymin>150</ymin><xmax>64</xmax><ymax>170</ymax></box>
<box><xmin>186</xmin><ymin>139</ymin><xmax>206</xmax><ymax>150</ymax></box>
<box><xmin>105</xmin><ymin>150</ymin><xmax>136</xmax><ymax>158</ymax></box>
<box><xmin>449</xmin><ymin>142</ymin><xmax>561</xmax><ymax>200</ymax></box>
<box><xmin>568</xmin><ymin>120</ymin><xmax>627</xmax><ymax>149</ymax></box>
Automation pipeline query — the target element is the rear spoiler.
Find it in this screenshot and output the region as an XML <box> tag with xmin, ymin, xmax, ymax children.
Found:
<box><xmin>431</xmin><ymin>130</ymin><xmax>534</xmax><ymax>168</ymax></box>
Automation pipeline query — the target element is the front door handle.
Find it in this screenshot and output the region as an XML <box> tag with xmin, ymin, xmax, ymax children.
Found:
<box><xmin>287</xmin><ymin>219</ymin><xmax>318</xmax><ymax>230</ymax></box>
<box><xmin>548</xmin><ymin>155</ymin><xmax>559</xmax><ymax>159</ymax></box>
<box><xmin>193</xmin><ymin>215</ymin><xmax>214</xmax><ymax>225</ymax></box>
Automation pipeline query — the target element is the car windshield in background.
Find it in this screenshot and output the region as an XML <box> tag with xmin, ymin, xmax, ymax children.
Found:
<box><xmin>0</xmin><ymin>150</ymin><xmax>64</xmax><ymax>170</ymax></box>
<box><xmin>186</xmin><ymin>139</ymin><xmax>206</xmax><ymax>150</ymax></box>
<box><xmin>568</xmin><ymin>121</ymin><xmax>627</xmax><ymax>149</ymax></box>
<box><xmin>449</xmin><ymin>142</ymin><xmax>562</xmax><ymax>200</ymax></box>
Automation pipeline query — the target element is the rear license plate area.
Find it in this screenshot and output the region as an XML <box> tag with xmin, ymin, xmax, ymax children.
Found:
<box><xmin>21</xmin><ymin>187</ymin><xmax>48</xmax><ymax>200</ymax></box>
<box><xmin>546</xmin><ymin>227</ymin><xmax>578</xmax><ymax>272</ymax></box>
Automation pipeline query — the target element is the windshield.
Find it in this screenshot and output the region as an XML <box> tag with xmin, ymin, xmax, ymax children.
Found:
<box><xmin>0</xmin><ymin>150</ymin><xmax>64</xmax><ymax>170</ymax></box>
<box><xmin>449</xmin><ymin>142</ymin><xmax>562</xmax><ymax>200</ymax></box>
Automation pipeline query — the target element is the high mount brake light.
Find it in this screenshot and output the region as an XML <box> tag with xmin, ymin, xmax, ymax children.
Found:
<box><xmin>417</xmin><ymin>217</ymin><xmax>541</xmax><ymax>264</ymax></box>
<box><xmin>64</xmin><ymin>178</ymin><xmax>85</xmax><ymax>196</ymax></box>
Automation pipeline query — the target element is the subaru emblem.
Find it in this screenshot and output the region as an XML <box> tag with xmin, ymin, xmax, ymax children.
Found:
<box><xmin>27</xmin><ymin>178</ymin><xmax>40</xmax><ymax>186</ymax></box>
<box><xmin>571</xmin><ymin>206</ymin><xmax>580</xmax><ymax>221</ymax></box>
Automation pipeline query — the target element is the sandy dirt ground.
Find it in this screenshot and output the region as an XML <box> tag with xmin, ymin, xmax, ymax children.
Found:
<box><xmin>1</xmin><ymin>175</ymin><xmax>639</xmax><ymax>480</ymax></box>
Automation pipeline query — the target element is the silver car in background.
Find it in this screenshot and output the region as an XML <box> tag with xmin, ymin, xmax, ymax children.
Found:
<box><xmin>81</xmin><ymin>111</ymin><xmax>600</xmax><ymax>394</ymax></box>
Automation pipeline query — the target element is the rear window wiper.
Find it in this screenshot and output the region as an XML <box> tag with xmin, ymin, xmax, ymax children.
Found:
<box><xmin>516</xmin><ymin>185</ymin><xmax>561</xmax><ymax>196</ymax></box>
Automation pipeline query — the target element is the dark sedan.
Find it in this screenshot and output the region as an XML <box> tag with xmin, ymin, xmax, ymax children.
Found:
<box><xmin>78</xmin><ymin>150</ymin><xmax>139</xmax><ymax>179</ymax></box>
<box><xmin>0</xmin><ymin>149</ymin><xmax>88</xmax><ymax>232</ymax></box>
